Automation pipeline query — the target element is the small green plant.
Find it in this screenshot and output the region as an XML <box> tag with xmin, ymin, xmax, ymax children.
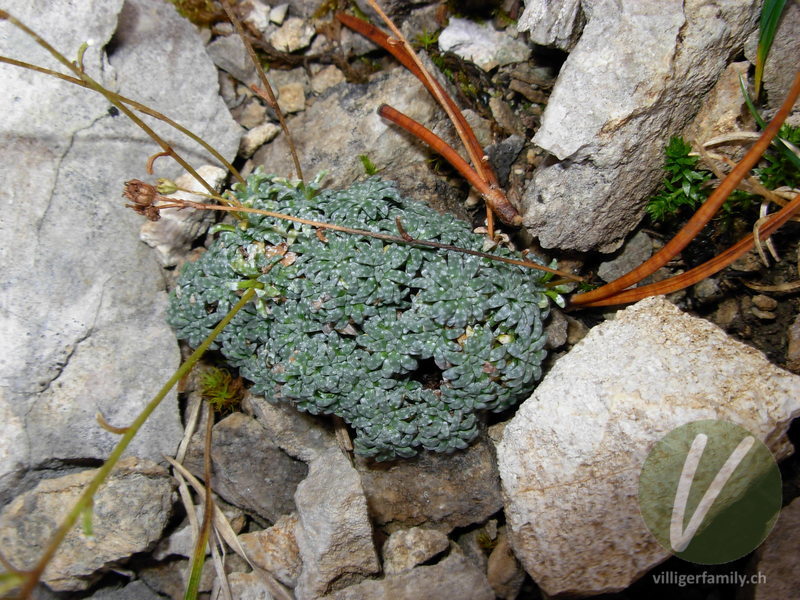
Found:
<box><xmin>358</xmin><ymin>153</ymin><xmax>380</xmax><ymax>175</ymax></box>
<box><xmin>198</xmin><ymin>366</ymin><xmax>245</xmax><ymax>414</ymax></box>
<box><xmin>646</xmin><ymin>128</ymin><xmax>799</xmax><ymax>224</ymax></box>
<box><xmin>413</xmin><ymin>28</ymin><xmax>440</xmax><ymax>52</ymax></box>
<box><xmin>168</xmin><ymin>172</ymin><xmax>552</xmax><ymax>461</ymax></box>
<box><xmin>646</xmin><ymin>137</ymin><xmax>712</xmax><ymax>222</ymax></box>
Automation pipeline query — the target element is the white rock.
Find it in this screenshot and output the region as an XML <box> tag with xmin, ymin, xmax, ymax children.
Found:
<box><xmin>522</xmin><ymin>0</ymin><xmax>760</xmax><ymax>252</ymax></box>
<box><xmin>0</xmin><ymin>0</ymin><xmax>240</xmax><ymax>505</ymax></box>
<box><xmin>496</xmin><ymin>297</ymin><xmax>800</xmax><ymax>596</ymax></box>
<box><xmin>140</xmin><ymin>166</ymin><xmax>226</xmax><ymax>266</ymax></box>
<box><xmin>517</xmin><ymin>0</ymin><xmax>584</xmax><ymax>50</ymax></box>
<box><xmin>270</xmin><ymin>3</ymin><xmax>290</xmax><ymax>25</ymax></box>
<box><xmin>269</xmin><ymin>17</ymin><xmax>315</xmax><ymax>53</ymax></box>
<box><xmin>311</xmin><ymin>64</ymin><xmax>346</xmax><ymax>95</ymax></box>
<box><xmin>240</xmin><ymin>121</ymin><xmax>281</xmax><ymax>158</ymax></box>
<box><xmin>438</xmin><ymin>18</ymin><xmax>531</xmax><ymax>71</ymax></box>
<box><xmin>243</xmin><ymin>0</ymin><xmax>271</xmax><ymax>33</ymax></box>
<box><xmin>294</xmin><ymin>451</ymin><xmax>380</xmax><ymax>599</ymax></box>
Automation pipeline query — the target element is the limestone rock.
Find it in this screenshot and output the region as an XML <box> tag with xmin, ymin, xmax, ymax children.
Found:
<box><xmin>0</xmin><ymin>0</ymin><xmax>238</xmax><ymax>505</ymax></box>
<box><xmin>358</xmin><ymin>437</ymin><xmax>502</xmax><ymax>531</ymax></box>
<box><xmin>0</xmin><ymin>458</ymin><xmax>174</xmax><ymax>592</ymax></box>
<box><xmin>239</xmin><ymin>514</ymin><xmax>302</xmax><ymax>588</ymax></box>
<box><xmin>269</xmin><ymin>17</ymin><xmax>315</xmax><ymax>53</ymax></box>
<box><xmin>438</xmin><ymin>18</ymin><xmax>531</xmax><ymax>72</ymax></box>
<box><xmin>522</xmin><ymin>0</ymin><xmax>760</xmax><ymax>252</ymax></box>
<box><xmin>383</xmin><ymin>527</ymin><xmax>450</xmax><ymax>574</ymax></box>
<box><xmin>496</xmin><ymin>296</ymin><xmax>800</xmax><ymax>596</ymax></box>
<box><xmin>517</xmin><ymin>0</ymin><xmax>584</xmax><ymax>51</ymax></box>
<box><xmin>597</xmin><ymin>230</ymin><xmax>653</xmax><ymax>283</ymax></box>
<box><xmin>294</xmin><ymin>451</ymin><xmax>380</xmax><ymax>599</ymax></box>
<box><xmin>326</xmin><ymin>548</ymin><xmax>495</xmax><ymax>600</ymax></box>
<box><xmin>206</xmin><ymin>34</ymin><xmax>257</xmax><ymax>84</ymax></box>
<box><xmin>183</xmin><ymin>412</ymin><xmax>308</xmax><ymax>523</ymax></box>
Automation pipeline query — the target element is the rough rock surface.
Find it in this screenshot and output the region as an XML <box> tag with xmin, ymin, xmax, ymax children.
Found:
<box><xmin>438</xmin><ymin>18</ymin><xmax>531</xmax><ymax>71</ymax></box>
<box><xmin>521</xmin><ymin>0</ymin><xmax>760</xmax><ymax>252</ymax></box>
<box><xmin>383</xmin><ymin>527</ymin><xmax>450</xmax><ymax>574</ymax></box>
<box><xmin>751</xmin><ymin>496</ymin><xmax>800</xmax><ymax>600</ymax></box>
<box><xmin>517</xmin><ymin>0</ymin><xmax>584</xmax><ymax>51</ymax></box>
<box><xmin>183</xmin><ymin>412</ymin><xmax>307</xmax><ymax>523</ymax></box>
<box><xmin>496</xmin><ymin>297</ymin><xmax>800</xmax><ymax>596</ymax></box>
<box><xmin>252</xmin><ymin>67</ymin><xmax>469</xmax><ymax>220</ymax></box>
<box><xmin>0</xmin><ymin>458</ymin><xmax>174</xmax><ymax>592</ymax></box>
<box><xmin>0</xmin><ymin>0</ymin><xmax>241</xmax><ymax>505</ymax></box>
<box><xmin>294</xmin><ymin>450</ymin><xmax>380</xmax><ymax>600</ymax></box>
<box><xmin>358</xmin><ymin>437</ymin><xmax>503</xmax><ymax>531</ymax></box>
<box><xmin>325</xmin><ymin>548</ymin><xmax>495</xmax><ymax>600</ymax></box>
<box><xmin>239</xmin><ymin>513</ymin><xmax>302</xmax><ymax>588</ymax></box>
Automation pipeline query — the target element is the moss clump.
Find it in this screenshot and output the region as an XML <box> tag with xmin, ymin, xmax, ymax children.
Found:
<box><xmin>168</xmin><ymin>172</ymin><xmax>551</xmax><ymax>460</ymax></box>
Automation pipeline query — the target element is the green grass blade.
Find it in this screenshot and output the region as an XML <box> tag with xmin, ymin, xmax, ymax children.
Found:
<box><xmin>754</xmin><ymin>0</ymin><xmax>788</xmax><ymax>98</ymax></box>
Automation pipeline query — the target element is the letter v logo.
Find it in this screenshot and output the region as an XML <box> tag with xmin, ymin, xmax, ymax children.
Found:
<box><xmin>639</xmin><ymin>420</ymin><xmax>781</xmax><ymax>564</ymax></box>
<box><xmin>669</xmin><ymin>433</ymin><xmax>755</xmax><ymax>552</ymax></box>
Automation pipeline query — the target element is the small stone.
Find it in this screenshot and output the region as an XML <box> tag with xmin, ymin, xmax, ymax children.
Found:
<box><xmin>224</xmin><ymin>571</ymin><xmax>280</xmax><ymax>600</ymax></box>
<box><xmin>489</xmin><ymin>96</ymin><xmax>524</xmax><ymax>136</ymax></box>
<box><xmin>597</xmin><ymin>231</ymin><xmax>652</xmax><ymax>283</ymax></box>
<box><xmin>311</xmin><ymin>65</ymin><xmax>346</xmax><ymax>95</ymax></box>
<box><xmin>752</xmin><ymin>294</ymin><xmax>778</xmax><ymax>311</ymax></box>
<box><xmin>462</xmin><ymin>109</ymin><xmax>493</xmax><ymax>149</ymax></box>
<box><xmin>751</xmin><ymin>307</ymin><xmax>777</xmax><ymax>320</ymax></box>
<box><xmin>383</xmin><ymin>528</ymin><xmax>450</xmax><ymax>574</ymax></box>
<box><xmin>731</xmin><ymin>249</ymin><xmax>764</xmax><ymax>272</ymax></box>
<box><xmin>90</xmin><ymin>580</ymin><xmax>163</xmax><ymax>600</ymax></box>
<box><xmin>516</xmin><ymin>0</ymin><xmax>584</xmax><ymax>50</ymax></box>
<box><xmin>544</xmin><ymin>307</ymin><xmax>568</xmax><ymax>350</ymax></box>
<box><xmin>277</xmin><ymin>81</ymin><xmax>306</xmax><ymax>113</ymax></box>
<box><xmin>206</xmin><ymin>34</ymin><xmax>256</xmax><ymax>84</ymax></box>
<box><xmin>269</xmin><ymin>17</ymin><xmax>314</xmax><ymax>53</ymax></box>
<box><xmin>243</xmin><ymin>0</ymin><xmax>271</xmax><ymax>33</ymax></box>
<box><xmin>565</xmin><ymin>314</ymin><xmax>590</xmax><ymax>345</ymax></box>
<box><xmin>713</xmin><ymin>298</ymin><xmax>740</xmax><ymax>329</ymax></box>
<box><xmin>240</xmin><ymin>122</ymin><xmax>281</xmax><ymax>158</ymax></box>
<box><xmin>692</xmin><ymin>277</ymin><xmax>722</xmax><ymax>303</ymax></box>
<box><xmin>439</xmin><ymin>18</ymin><xmax>531</xmax><ymax>71</ymax></box>
<box><xmin>237</xmin><ymin>99</ymin><xmax>268</xmax><ymax>129</ymax></box>
<box><xmin>239</xmin><ymin>514</ymin><xmax>302</xmax><ymax>587</ymax></box>
<box><xmin>270</xmin><ymin>3</ymin><xmax>289</xmax><ymax>25</ymax></box>
<box><xmin>486</xmin><ymin>531</ymin><xmax>525</xmax><ymax>600</ymax></box>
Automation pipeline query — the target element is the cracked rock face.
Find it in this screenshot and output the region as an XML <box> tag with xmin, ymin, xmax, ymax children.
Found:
<box><xmin>0</xmin><ymin>0</ymin><xmax>240</xmax><ymax>504</ymax></box>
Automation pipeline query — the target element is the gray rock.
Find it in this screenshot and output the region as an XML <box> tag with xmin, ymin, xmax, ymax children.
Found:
<box><xmin>383</xmin><ymin>527</ymin><xmax>450</xmax><ymax>574</ymax></box>
<box><xmin>0</xmin><ymin>458</ymin><xmax>174</xmax><ymax>592</ymax></box>
<box><xmin>253</xmin><ymin>67</ymin><xmax>449</xmax><ymax>185</ymax></box>
<box><xmin>597</xmin><ymin>230</ymin><xmax>653</xmax><ymax>283</ymax></box>
<box><xmin>751</xmin><ymin>496</ymin><xmax>800</xmax><ymax>600</ymax></box>
<box><xmin>496</xmin><ymin>297</ymin><xmax>800</xmax><ymax>596</ymax></box>
<box><xmin>0</xmin><ymin>0</ymin><xmax>238</xmax><ymax>505</ymax></box>
<box><xmin>206</xmin><ymin>34</ymin><xmax>257</xmax><ymax>84</ymax></box>
<box><xmin>89</xmin><ymin>580</ymin><xmax>162</xmax><ymax>600</ymax></box>
<box><xmin>239</xmin><ymin>513</ymin><xmax>302</xmax><ymax>587</ymax></box>
<box><xmin>224</xmin><ymin>571</ymin><xmax>279</xmax><ymax>600</ymax></box>
<box><xmin>277</xmin><ymin>81</ymin><xmax>306</xmax><ymax>114</ymax></box>
<box><xmin>294</xmin><ymin>451</ymin><xmax>380</xmax><ymax>600</ymax></box>
<box><xmin>522</xmin><ymin>0</ymin><xmax>760</xmax><ymax>252</ymax></box>
<box><xmin>358</xmin><ymin>436</ymin><xmax>502</xmax><ymax>531</ymax></box>
<box><xmin>183</xmin><ymin>412</ymin><xmax>308</xmax><ymax>523</ymax></box>
<box><xmin>243</xmin><ymin>393</ymin><xmax>339</xmax><ymax>462</ymax></box>
<box><xmin>311</xmin><ymin>65</ymin><xmax>346</xmax><ymax>96</ymax></box>
<box><xmin>240</xmin><ymin>122</ymin><xmax>281</xmax><ymax>158</ymax></box>
<box><xmin>517</xmin><ymin>0</ymin><xmax>584</xmax><ymax>51</ymax></box>
<box><xmin>325</xmin><ymin>547</ymin><xmax>495</xmax><ymax>600</ymax></box>
<box><xmin>438</xmin><ymin>18</ymin><xmax>531</xmax><ymax>71</ymax></box>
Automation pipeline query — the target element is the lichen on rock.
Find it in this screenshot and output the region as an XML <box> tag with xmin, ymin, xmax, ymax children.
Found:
<box><xmin>168</xmin><ymin>172</ymin><xmax>551</xmax><ymax>460</ymax></box>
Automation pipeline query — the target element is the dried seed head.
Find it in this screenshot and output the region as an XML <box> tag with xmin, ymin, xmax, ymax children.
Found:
<box><xmin>123</xmin><ymin>179</ymin><xmax>161</xmax><ymax>221</ymax></box>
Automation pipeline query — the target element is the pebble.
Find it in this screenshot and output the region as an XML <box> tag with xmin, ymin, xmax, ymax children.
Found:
<box><xmin>240</xmin><ymin>121</ymin><xmax>281</xmax><ymax>157</ymax></box>
<box><xmin>270</xmin><ymin>3</ymin><xmax>289</xmax><ymax>25</ymax></box>
<box><xmin>752</xmin><ymin>294</ymin><xmax>778</xmax><ymax>311</ymax></box>
<box><xmin>277</xmin><ymin>82</ymin><xmax>306</xmax><ymax>113</ymax></box>
<box><xmin>269</xmin><ymin>17</ymin><xmax>315</xmax><ymax>53</ymax></box>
